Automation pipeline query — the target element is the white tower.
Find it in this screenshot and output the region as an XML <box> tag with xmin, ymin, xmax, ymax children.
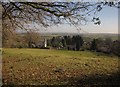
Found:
<box><xmin>44</xmin><ymin>38</ymin><xmax>47</xmax><ymax>47</ymax></box>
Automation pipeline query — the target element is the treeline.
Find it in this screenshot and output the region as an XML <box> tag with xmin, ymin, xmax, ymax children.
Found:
<box><xmin>47</xmin><ymin>36</ymin><xmax>120</xmax><ymax>56</ymax></box>
<box><xmin>3</xmin><ymin>31</ymin><xmax>120</xmax><ymax>56</ymax></box>
<box><xmin>47</xmin><ymin>35</ymin><xmax>84</xmax><ymax>51</ymax></box>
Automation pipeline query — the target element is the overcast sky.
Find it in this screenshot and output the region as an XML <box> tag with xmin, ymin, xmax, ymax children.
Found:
<box><xmin>37</xmin><ymin>5</ymin><xmax>118</xmax><ymax>34</ymax></box>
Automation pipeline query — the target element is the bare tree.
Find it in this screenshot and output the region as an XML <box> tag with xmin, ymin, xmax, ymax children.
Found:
<box><xmin>23</xmin><ymin>30</ymin><xmax>41</xmax><ymax>48</ymax></box>
<box><xmin>1</xmin><ymin>1</ymin><xmax>119</xmax><ymax>31</ymax></box>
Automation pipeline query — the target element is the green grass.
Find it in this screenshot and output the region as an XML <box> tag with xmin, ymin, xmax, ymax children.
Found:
<box><xmin>2</xmin><ymin>48</ymin><xmax>119</xmax><ymax>85</ymax></box>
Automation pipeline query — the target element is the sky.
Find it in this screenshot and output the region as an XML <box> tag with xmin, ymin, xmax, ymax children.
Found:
<box><xmin>38</xmin><ymin>5</ymin><xmax>118</xmax><ymax>34</ymax></box>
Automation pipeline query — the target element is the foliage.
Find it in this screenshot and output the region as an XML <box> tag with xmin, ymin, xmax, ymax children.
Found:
<box><xmin>74</xmin><ymin>35</ymin><xmax>84</xmax><ymax>51</ymax></box>
<box><xmin>90</xmin><ymin>39</ymin><xmax>98</xmax><ymax>50</ymax></box>
<box><xmin>48</xmin><ymin>35</ymin><xmax>84</xmax><ymax>50</ymax></box>
<box><xmin>89</xmin><ymin>38</ymin><xmax>120</xmax><ymax>56</ymax></box>
<box><xmin>111</xmin><ymin>40</ymin><xmax>120</xmax><ymax>56</ymax></box>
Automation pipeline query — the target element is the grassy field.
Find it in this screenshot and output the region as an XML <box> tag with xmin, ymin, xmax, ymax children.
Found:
<box><xmin>2</xmin><ymin>48</ymin><xmax>120</xmax><ymax>86</ymax></box>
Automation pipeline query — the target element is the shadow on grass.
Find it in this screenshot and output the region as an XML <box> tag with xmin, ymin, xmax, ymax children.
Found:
<box><xmin>67</xmin><ymin>71</ymin><xmax>120</xmax><ymax>87</ymax></box>
<box><xmin>2</xmin><ymin>72</ymin><xmax>120</xmax><ymax>87</ymax></box>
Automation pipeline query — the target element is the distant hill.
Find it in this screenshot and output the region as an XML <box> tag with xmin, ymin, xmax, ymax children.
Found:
<box><xmin>39</xmin><ymin>32</ymin><xmax>118</xmax><ymax>41</ymax></box>
<box><xmin>17</xmin><ymin>32</ymin><xmax>119</xmax><ymax>41</ymax></box>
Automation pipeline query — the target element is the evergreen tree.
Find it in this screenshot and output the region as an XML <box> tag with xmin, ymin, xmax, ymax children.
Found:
<box><xmin>90</xmin><ymin>39</ymin><xmax>97</xmax><ymax>50</ymax></box>
<box><xmin>62</xmin><ymin>38</ymin><xmax>66</xmax><ymax>47</ymax></box>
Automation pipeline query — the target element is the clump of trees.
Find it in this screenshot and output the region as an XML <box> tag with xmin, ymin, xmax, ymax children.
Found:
<box><xmin>89</xmin><ymin>38</ymin><xmax>120</xmax><ymax>56</ymax></box>
<box><xmin>48</xmin><ymin>35</ymin><xmax>120</xmax><ymax>56</ymax></box>
<box><xmin>3</xmin><ymin>30</ymin><xmax>41</xmax><ymax>48</ymax></box>
<box><xmin>47</xmin><ymin>35</ymin><xmax>84</xmax><ymax>51</ymax></box>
